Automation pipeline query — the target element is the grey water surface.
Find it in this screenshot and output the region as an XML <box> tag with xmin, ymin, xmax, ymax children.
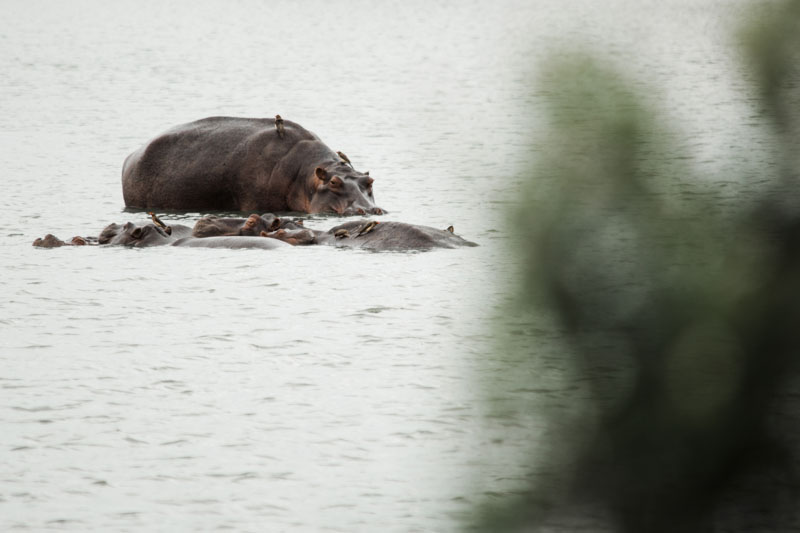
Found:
<box><xmin>0</xmin><ymin>1</ymin><xmax>767</xmax><ymax>531</ymax></box>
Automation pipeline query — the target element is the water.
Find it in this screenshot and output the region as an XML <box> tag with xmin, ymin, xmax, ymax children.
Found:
<box><xmin>0</xmin><ymin>0</ymin><xmax>767</xmax><ymax>530</ymax></box>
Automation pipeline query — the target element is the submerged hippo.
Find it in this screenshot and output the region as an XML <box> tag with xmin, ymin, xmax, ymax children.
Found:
<box><xmin>34</xmin><ymin>217</ymin><xmax>476</xmax><ymax>251</ymax></box>
<box><xmin>265</xmin><ymin>225</ymin><xmax>318</xmax><ymax>246</ymax></box>
<box><xmin>191</xmin><ymin>213</ymin><xmax>282</xmax><ymax>238</ymax></box>
<box><xmin>264</xmin><ymin>220</ymin><xmax>477</xmax><ymax>250</ymax></box>
<box><xmin>319</xmin><ymin>220</ymin><xmax>476</xmax><ymax>250</ymax></box>
<box><xmin>32</xmin><ymin>234</ymin><xmax>92</xmax><ymax>248</ymax></box>
<box><xmin>190</xmin><ymin>214</ymin><xmax>315</xmax><ymax>243</ymax></box>
<box><xmin>173</xmin><ymin>235</ymin><xmax>289</xmax><ymax>249</ymax></box>
<box><xmin>96</xmin><ymin>221</ymin><xmax>289</xmax><ymax>250</ymax></box>
<box><xmin>98</xmin><ymin>221</ymin><xmax>192</xmax><ymax>247</ymax></box>
<box><xmin>122</xmin><ymin>116</ymin><xmax>384</xmax><ymax>215</ymax></box>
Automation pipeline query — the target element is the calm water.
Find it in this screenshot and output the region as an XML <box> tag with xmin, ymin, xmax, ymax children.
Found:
<box><xmin>0</xmin><ymin>1</ymin><xmax>766</xmax><ymax>530</ymax></box>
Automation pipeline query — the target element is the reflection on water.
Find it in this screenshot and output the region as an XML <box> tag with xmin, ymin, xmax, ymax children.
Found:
<box><xmin>0</xmin><ymin>0</ymin><xmax>771</xmax><ymax>530</ymax></box>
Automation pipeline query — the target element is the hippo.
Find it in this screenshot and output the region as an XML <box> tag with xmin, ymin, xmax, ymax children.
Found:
<box><xmin>95</xmin><ymin>221</ymin><xmax>289</xmax><ymax>250</ymax></box>
<box><xmin>32</xmin><ymin>234</ymin><xmax>92</xmax><ymax>248</ymax></box>
<box><xmin>321</xmin><ymin>220</ymin><xmax>477</xmax><ymax>250</ymax></box>
<box><xmin>191</xmin><ymin>213</ymin><xmax>281</xmax><ymax>238</ymax></box>
<box><xmin>98</xmin><ymin>222</ymin><xmax>192</xmax><ymax>247</ymax></box>
<box><xmin>33</xmin><ymin>217</ymin><xmax>294</xmax><ymax>249</ymax></box>
<box><xmin>33</xmin><ymin>218</ymin><xmax>476</xmax><ymax>251</ymax></box>
<box><xmin>264</xmin><ymin>224</ymin><xmax>318</xmax><ymax>246</ymax></box>
<box><xmin>121</xmin><ymin>116</ymin><xmax>385</xmax><ymax>215</ymax></box>
<box><xmin>172</xmin><ymin>235</ymin><xmax>289</xmax><ymax>249</ymax></box>
<box><xmin>264</xmin><ymin>220</ymin><xmax>478</xmax><ymax>250</ymax></box>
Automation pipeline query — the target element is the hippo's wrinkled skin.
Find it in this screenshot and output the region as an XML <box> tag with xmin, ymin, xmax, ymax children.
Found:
<box><xmin>122</xmin><ymin>116</ymin><xmax>384</xmax><ymax>216</ymax></box>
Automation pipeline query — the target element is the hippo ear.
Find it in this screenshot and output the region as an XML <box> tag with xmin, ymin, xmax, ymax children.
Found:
<box><xmin>315</xmin><ymin>167</ymin><xmax>330</xmax><ymax>182</ymax></box>
<box><xmin>365</xmin><ymin>171</ymin><xmax>369</xmax><ymax>176</ymax></box>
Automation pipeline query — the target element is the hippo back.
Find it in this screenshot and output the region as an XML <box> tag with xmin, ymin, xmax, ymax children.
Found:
<box><xmin>172</xmin><ymin>236</ymin><xmax>291</xmax><ymax>250</ymax></box>
<box><xmin>122</xmin><ymin>117</ymin><xmax>320</xmax><ymax>211</ymax></box>
<box><xmin>322</xmin><ymin>221</ymin><xmax>478</xmax><ymax>250</ymax></box>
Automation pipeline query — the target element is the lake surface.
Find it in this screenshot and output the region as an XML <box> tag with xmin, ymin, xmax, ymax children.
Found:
<box><xmin>0</xmin><ymin>0</ymin><xmax>768</xmax><ymax>530</ymax></box>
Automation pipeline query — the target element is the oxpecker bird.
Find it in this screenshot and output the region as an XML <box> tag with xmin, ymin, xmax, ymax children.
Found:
<box><xmin>337</xmin><ymin>151</ymin><xmax>352</xmax><ymax>166</ymax></box>
<box><xmin>148</xmin><ymin>212</ymin><xmax>171</xmax><ymax>235</ymax></box>
<box><xmin>356</xmin><ymin>220</ymin><xmax>379</xmax><ymax>237</ymax></box>
<box><xmin>275</xmin><ymin>115</ymin><xmax>285</xmax><ymax>139</ymax></box>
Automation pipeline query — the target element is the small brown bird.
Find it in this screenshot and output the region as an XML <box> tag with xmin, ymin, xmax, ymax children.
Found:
<box><xmin>356</xmin><ymin>220</ymin><xmax>379</xmax><ymax>237</ymax></box>
<box><xmin>446</xmin><ymin>225</ymin><xmax>454</xmax><ymax>233</ymax></box>
<box><xmin>148</xmin><ymin>212</ymin><xmax>166</xmax><ymax>229</ymax></box>
<box><xmin>275</xmin><ymin>115</ymin><xmax>285</xmax><ymax>139</ymax></box>
<box><xmin>334</xmin><ymin>228</ymin><xmax>350</xmax><ymax>239</ymax></box>
<box><xmin>337</xmin><ymin>151</ymin><xmax>352</xmax><ymax>166</ymax></box>
<box><xmin>148</xmin><ymin>212</ymin><xmax>172</xmax><ymax>235</ymax></box>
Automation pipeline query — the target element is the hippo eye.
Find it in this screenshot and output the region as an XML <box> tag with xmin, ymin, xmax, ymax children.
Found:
<box><xmin>131</xmin><ymin>227</ymin><xmax>143</xmax><ymax>239</ymax></box>
<box><xmin>329</xmin><ymin>176</ymin><xmax>344</xmax><ymax>190</ymax></box>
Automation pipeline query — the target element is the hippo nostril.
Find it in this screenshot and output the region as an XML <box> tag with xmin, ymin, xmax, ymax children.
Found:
<box><xmin>371</xmin><ymin>207</ymin><xmax>383</xmax><ymax>215</ymax></box>
<box><xmin>356</xmin><ymin>208</ymin><xmax>366</xmax><ymax>215</ymax></box>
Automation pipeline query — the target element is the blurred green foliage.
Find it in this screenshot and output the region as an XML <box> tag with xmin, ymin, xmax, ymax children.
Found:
<box><xmin>473</xmin><ymin>1</ymin><xmax>800</xmax><ymax>531</ymax></box>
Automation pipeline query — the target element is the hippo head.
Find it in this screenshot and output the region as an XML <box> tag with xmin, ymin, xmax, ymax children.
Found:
<box><xmin>309</xmin><ymin>163</ymin><xmax>385</xmax><ymax>216</ymax></box>
<box><xmin>238</xmin><ymin>214</ymin><xmax>280</xmax><ymax>236</ymax></box>
<box><xmin>263</xmin><ymin>227</ymin><xmax>317</xmax><ymax>246</ymax></box>
<box><xmin>98</xmin><ymin>222</ymin><xmax>173</xmax><ymax>247</ymax></box>
<box><xmin>259</xmin><ymin>218</ymin><xmax>317</xmax><ymax>245</ymax></box>
<box><xmin>32</xmin><ymin>234</ymin><xmax>67</xmax><ymax>248</ymax></box>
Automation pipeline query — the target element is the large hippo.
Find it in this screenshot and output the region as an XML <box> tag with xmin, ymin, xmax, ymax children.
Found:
<box><xmin>121</xmin><ymin>116</ymin><xmax>384</xmax><ymax>215</ymax></box>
